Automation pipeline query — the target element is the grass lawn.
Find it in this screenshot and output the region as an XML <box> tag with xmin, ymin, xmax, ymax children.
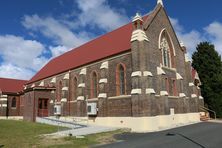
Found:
<box><xmin>0</xmin><ymin>120</ymin><xmax>125</xmax><ymax>148</ymax></box>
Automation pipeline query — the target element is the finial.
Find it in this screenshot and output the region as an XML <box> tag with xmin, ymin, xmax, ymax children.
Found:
<box><xmin>157</xmin><ymin>0</ymin><xmax>163</xmax><ymax>6</ymax></box>
<box><xmin>132</xmin><ymin>12</ymin><xmax>143</xmax><ymax>22</ymax></box>
<box><xmin>179</xmin><ymin>41</ymin><xmax>185</xmax><ymax>47</ymax></box>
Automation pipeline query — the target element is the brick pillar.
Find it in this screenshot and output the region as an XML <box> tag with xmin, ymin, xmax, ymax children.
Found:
<box><xmin>61</xmin><ymin>73</ymin><xmax>69</xmax><ymax>116</ymax></box>
<box><xmin>98</xmin><ymin>61</ymin><xmax>109</xmax><ymax>117</ymax></box>
<box><xmin>131</xmin><ymin>13</ymin><xmax>150</xmax><ymax>117</ymax></box>
<box><xmin>77</xmin><ymin>68</ymin><xmax>87</xmax><ymax>117</ymax></box>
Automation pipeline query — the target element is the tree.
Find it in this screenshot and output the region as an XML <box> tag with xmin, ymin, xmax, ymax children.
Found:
<box><xmin>192</xmin><ymin>42</ymin><xmax>222</xmax><ymax>117</ymax></box>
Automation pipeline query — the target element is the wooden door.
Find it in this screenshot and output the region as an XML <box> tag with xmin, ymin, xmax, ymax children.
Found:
<box><xmin>38</xmin><ymin>98</ymin><xmax>49</xmax><ymax>117</ymax></box>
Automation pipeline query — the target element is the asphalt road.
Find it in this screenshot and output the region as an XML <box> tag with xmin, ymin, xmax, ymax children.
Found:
<box><xmin>97</xmin><ymin>122</ymin><xmax>222</xmax><ymax>148</ymax></box>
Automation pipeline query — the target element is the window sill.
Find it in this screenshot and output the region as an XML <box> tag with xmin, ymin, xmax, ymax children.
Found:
<box><xmin>168</xmin><ymin>96</ymin><xmax>179</xmax><ymax>99</ymax></box>
<box><xmin>70</xmin><ymin>100</ymin><xmax>77</xmax><ymax>103</ymax></box>
<box><xmin>161</xmin><ymin>66</ymin><xmax>176</xmax><ymax>72</ymax></box>
<box><xmin>11</xmin><ymin>107</ymin><xmax>17</xmax><ymax>109</ymax></box>
<box><xmin>87</xmin><ymin>98</ymin><xmax>98</xmax><ymax>102</ymax></box>
<box><xmin>108</xmin><ymin>95</ymin><xmax>131</xmax><ymax>100</ymax></box>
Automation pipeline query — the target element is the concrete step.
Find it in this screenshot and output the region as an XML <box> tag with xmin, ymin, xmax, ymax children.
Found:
<box><xmin>200</xmin><ymin>115</ymin><xmax>210</xmax><ymax>121</ymax></box>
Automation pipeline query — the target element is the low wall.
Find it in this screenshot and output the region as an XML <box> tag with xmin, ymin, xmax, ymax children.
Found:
<box><xmin>0</xmin><ymin>116</ymin><xmax>23</xmax><ymax>120</ymax></box>
<box><xmin>48</xmin><ymin>113</ymin><xmax>200</xmax><ymax>132</ymax></box>
<box><xmin>87</xmin><ymin>113</ymin><xmax>200</xmax><ymax>132</ymax></box>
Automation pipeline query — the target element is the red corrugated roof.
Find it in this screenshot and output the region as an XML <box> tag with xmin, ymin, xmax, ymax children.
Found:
<box><xmin>0</xmin><ymin>78</ymin><xmax>27</xmax><ymax>93</ymax></box>
<box><xmin>28</xmin><ymin>15</ymin><xmax>150</xmax><ymax>84</ymax></box>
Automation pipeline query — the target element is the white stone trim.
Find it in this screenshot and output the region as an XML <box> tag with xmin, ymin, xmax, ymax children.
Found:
<box><xmin>146</xmin><ymin>88</ymin><xmax>156</xmax><ymax>94</ymax></box>
<box><xmin>99</xmin><ymin>78</ymin><xmax>108</xmax><ymax>84</ymax></box>
<box><xmin>0</xmin><ymin>98</ymin><xmax>7</xmax><ymax>101</ymax></box>
<box><xmin>189</xmin><ymin>82</ymin><xmax>194</xmax><ymax>86</ymax></box>
<box><xmin>131</xmin><ymin>71</ymin><xmax>142</xmax><ymax>77</ymax></box>
<box><xmin>132</xmin><ymin>13</ymin><xmax>143</xmax><ymax>22</ymax></box>
<box><xmin>157</xmin><ymin>67</ymin><xmax>166</xmax><ymax>75</ymax></box>
<box><xmin>31</xmin><ymin>83</ymin><xmax>35</xmax><ymax>88</ymax></box>
<box><xmin>194</xmin><ymin>72</ymin><xmax>200</xmax><ymax>80</ymax></box>
<box><xmin>179</xmin><ymin>93</ymin><xmax>186</xmax><ymax>98</ymax></box>
<box><xmin>50</xmin><ymin>100</ymin><xmax>54</xmax><ymax>104</ymax></box>
<box><xmin>51</xmin><ymin>90</ymin><xmax>55</xmax><ymax>94</ymax></box>
<box><xmin>160</xmin><ymin>91</ymin><xmax>168</xmax><ymax>96</ymax></box>
<box><xmin>61</xmin><ymin>98</ymin><xmax>67</xmax><ymax>102</ymax></box>
<box><xmin>1</xmin><ymin>95</ymin><xmax>7</xmax><ymax>98</ymax></box>
<box><xmin>199</xmin><ymin>96</ymin><xmax>204</xmax><ymax>99</ymax></box>
<box><xmin>39</xmin><ymin>81</ymin><xmax>44</xmax><ymax>86</ymax></box>
<box><xmin>185</xmin><ymin>53</ymin><xmax>191</xmax><ymax>62</ymax></box>
<box><xmin>2</xmin><ymin>104</ymin><xmax>7</xmax><ymax>107</ymax></box>
<box><xmin>87</xmin><ymin>98</ymin><xmax>98</xmax><ymax>102</ymax></box>
<box><xmin>108</xmin><ymin>95</ymin><xmax>131</xmax><ymax>100</ymax></box>
<box><xmin>158</xmin><ymin>29</ymin><xmax>175</xmax><ymax>56</ymax></box>
<box><xmin>131</xmin><ymin>89</ymin><xmax>142</xmax><ymax>95</ymax></box>
<box><xmin>180</xmin><ymin>41</ymin><xmax>185</xmax><ymax>47</ymax></box>
<box><xmin>50</xmin><ymin>77</ymin><xmax>56</xmax><ymax>83</ymax></box>
<box><xmin>77</xmin><ymin>96</ymin><xmax>85</xmax><ymax>101</ymax></box>
<box><xmin>63</xmin><ymin>73</ymin><xmax>69</xmax><ymax>79</ymax></box>
<box><xmin>197</xmin><ymin>86</ymin><xmax>200</xmax><ymax>90</ymax></box>
<box><xmin>143</xmin><ymin>71</ymin><xmax>153</xmax><ymax>77</ymax></box>
<box><xmin>78</xmin><ymin>83</ymin><xmax>86</xmax><ymax>88</ymax></box>
<box><xmin>176</xmin><ymin>73</ymin><xmax>183</xmax><ymax>80</ymax></box>
<box><xmin>62</xmin><ymin>87</ymin><xmax>68</xmax><ymax>91</ymax></box>
<box><xmin>157</xmin><ymin>0</ymin><xmax>163</xmax><ymax>6</ymax></box>
<box><xmin>100</xmin><ymin>61</ymin><xmax>108</xmax><ymax>69</ymax></box>
<box><xmin>131</xmin><ymin>29</ymin><xmax>149</xmax><ymax>42</ymax></box>
<box><xmin>80</xmin><ymin>68</ymin><xmax>87</xmax><ymax>75</ymax></box>
<box><xmin>98</xmin><ymin>93</ymin><xmax>107</xmax><ymax>98</ymax></box>
<box><xmin>191</xmin><ymin>94</ymin><xmax>197</xmax><ymax>98</ymax></box>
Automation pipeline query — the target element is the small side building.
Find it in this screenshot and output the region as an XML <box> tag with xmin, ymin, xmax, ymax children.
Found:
<box><xmin>0</xmin><ymin>78</ymin><xmax>27</xmax><ymax>118</ymax></box>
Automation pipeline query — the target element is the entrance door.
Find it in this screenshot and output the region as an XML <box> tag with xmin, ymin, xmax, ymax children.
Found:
<box><xmin>38</xmin><ymin>98</ymin><xmax>49</xmax><ymax>117</ymax></box>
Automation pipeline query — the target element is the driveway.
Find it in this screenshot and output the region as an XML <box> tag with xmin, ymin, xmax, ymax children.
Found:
<box><xmin>97</xmin><ymin>121</ymin><xmax>222</xmax><ymax>148</ymax></box>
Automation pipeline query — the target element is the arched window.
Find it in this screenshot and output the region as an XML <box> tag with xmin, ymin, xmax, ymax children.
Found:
<box><xmin>116</xmin><ymin>64</ymin><xmax>126</xmax><ymax>95</ymax></box>
<box><xmin>159</xmin><ymin>30</ymin><xmax>175</xmax><ymax>68</ymax></box>
<box><xmin>73</xmin><ymin>77</ymin><xmax>78</xmax><ymax>100</ymax></box>
<box><xmin>11</xmin><ymin>97</ymin><xmax>16</xmax><ymax>108</ymax></box>
<box><xmin>90</xmin><ymin>71</ymin><xmax>98</xmax><ymax>98</ymax></box>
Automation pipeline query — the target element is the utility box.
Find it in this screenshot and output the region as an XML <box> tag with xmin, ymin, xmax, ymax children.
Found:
<box><xmin>54</xmin><ymin>104</ymin><xmax>61</xmax><ymax>116</ymax></box>
<box><xmin>87</xmin><ymin>103</ymin><xmax>97</xmax><ymax>116</ymax></box>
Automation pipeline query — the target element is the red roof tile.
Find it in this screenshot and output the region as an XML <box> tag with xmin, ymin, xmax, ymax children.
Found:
<box><xmin>0</xmin><ymin>78</ymin><xmax>27</xmax><ymax>93</ymax></box>
<box><xmin>28</xmin><ymin>15</ymin><xmax>150</xmax><ymax>84</ymax></box>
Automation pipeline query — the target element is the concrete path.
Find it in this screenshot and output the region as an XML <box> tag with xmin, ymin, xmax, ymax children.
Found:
<box><xmin>45</xmin><ymin>125</ymin><xmax>118</xmax><ymax>138</ymax></box>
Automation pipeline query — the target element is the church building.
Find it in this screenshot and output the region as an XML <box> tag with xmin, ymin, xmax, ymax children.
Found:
<box><xmin>0</xmin><ymin>1</ymin><xmax>204</xmax><ymax>131</ymax></box>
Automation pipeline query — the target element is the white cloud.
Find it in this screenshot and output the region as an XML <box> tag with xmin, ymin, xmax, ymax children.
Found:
<box><xmin>0</xmin><ymin>0</ymin><xmax>129</xmax><ymax>80</ymax></box>
<box><xmin>0</xmin><ymin>63</ymin><xmax>34</xmax><ymax>80</ymax></box>
<box><xmin>170</xmin><ymin>18</ymin><xmax>222</xmax><ymax>56</ymax></box>
<box><xmin>170</xmin><ymin>18</ymin><xmax>204</xmax><ymax>56</ymax></box>
<box><xmin>22</xmin><ymin>14</ymin><xmax>90</xmax><ymax>48</ymax></box>
<box><xmin>0</xmin><ymin>35</ymin><xmax>47</xmax><ymax>70</ymax></box>
<box><xmin>204</xmin><ymin>22</ymin><xmax>222</xmax><ymax>54</ymax></box>
<box><xmin>76</xmin><ymin>0</ymin><xmax>129</xmax><ymax>31</ymax></box>
<box><xmin>21</xmin><ymin>0</ymin><xmax>129</xmax><ymax>60</ymax></box>
<box><xmin>49</xmin><ymin>45</ymin><xmax>69</xmax><ymax>58</ymax></box>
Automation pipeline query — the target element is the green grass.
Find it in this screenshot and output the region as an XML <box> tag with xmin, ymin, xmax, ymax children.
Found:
<box><xmin>0</xmin><ymin>120</ymin><xmax>126</xmax><ymax>148</ymax></box>
<box><xmin>0</xmin><ymin>119</ymin><xmax>58</xmax><ymax>147</ymax></box>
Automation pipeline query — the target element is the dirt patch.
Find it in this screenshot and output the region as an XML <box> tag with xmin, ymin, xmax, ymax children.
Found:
<box><xmin>38</xmin><ymin>135</ymin><xmax>71</xmax><ymax>147</ymax></box>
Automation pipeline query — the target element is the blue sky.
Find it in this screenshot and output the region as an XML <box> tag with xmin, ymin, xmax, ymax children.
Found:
<box><xmin>0</xmin><ymin>0</ymin><xmax>222</xmax><ymax>80</ymax></box>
